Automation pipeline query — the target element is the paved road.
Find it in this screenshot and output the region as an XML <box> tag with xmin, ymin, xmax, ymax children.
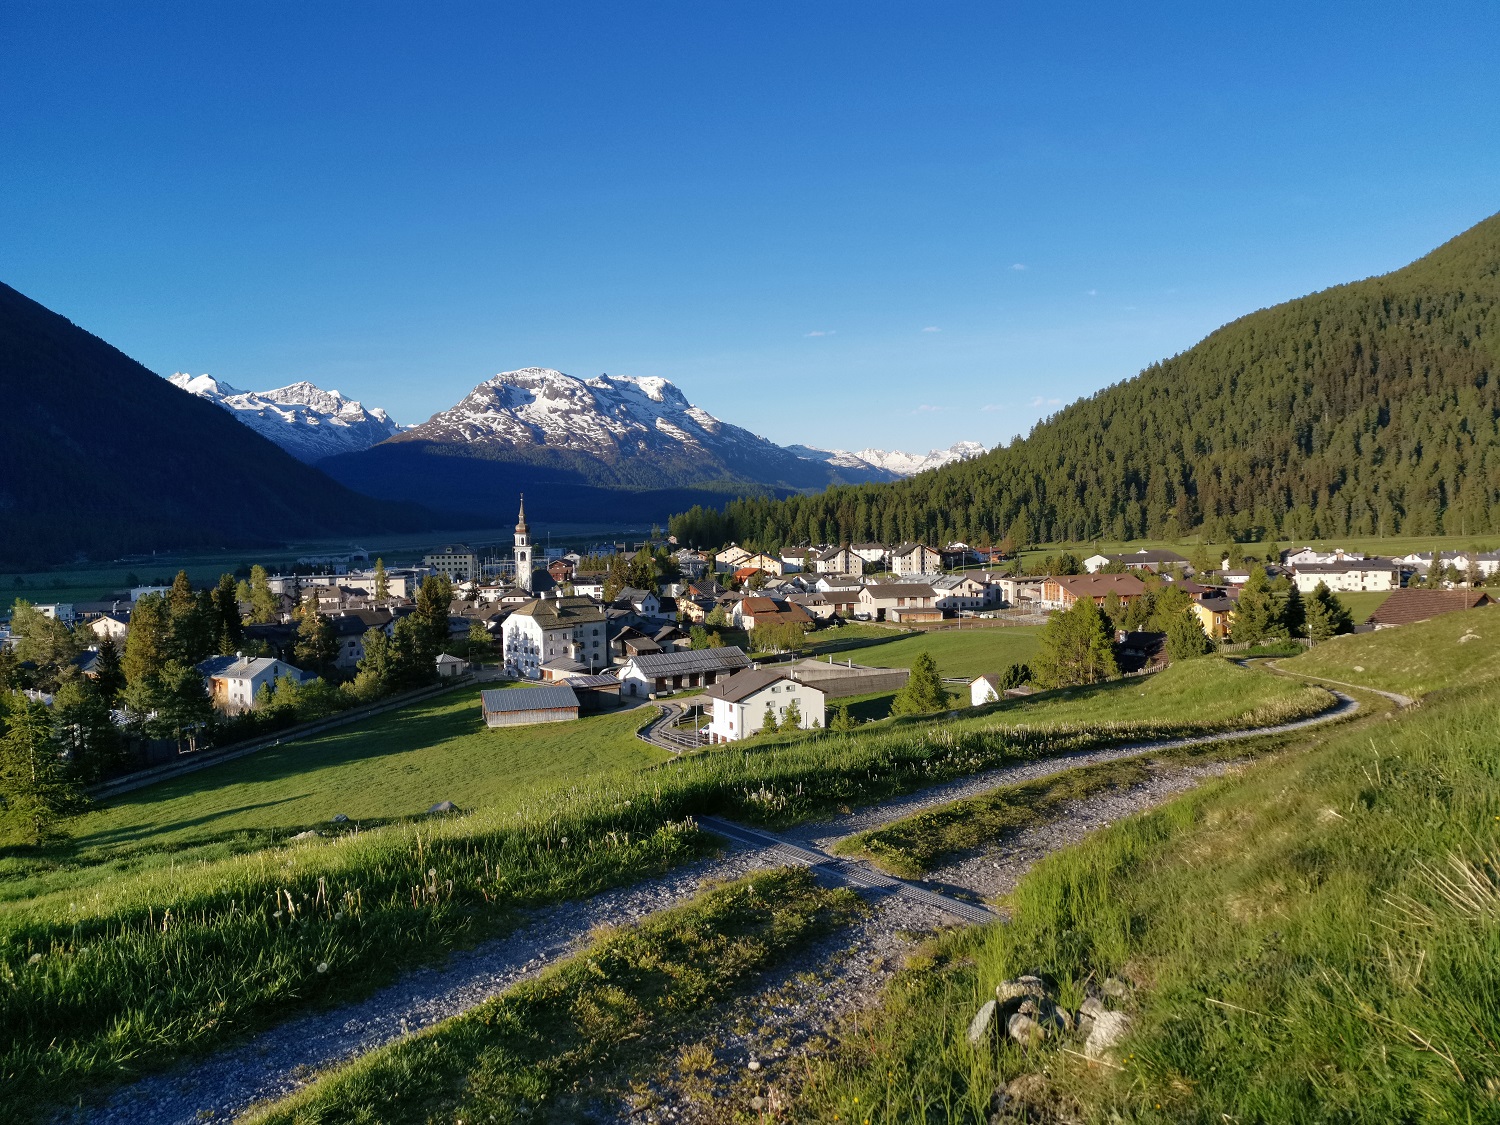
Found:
<box><xmin>72</xmin><ymin>685</ymin><xmax>1360</xmax><ymax>1125</ymax></box>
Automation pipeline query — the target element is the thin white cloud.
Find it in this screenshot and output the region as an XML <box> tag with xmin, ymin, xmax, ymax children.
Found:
<box><xmin>981</xmin><ymin>404</ymin><xmax>1002</xmax><ymax>412</ymax></box>
<box><xmin>915</xmin><ymin>404</ymin><xmax>942</xmax><ymax>413</ymax></box>
<box><xmin>921</xmin><ymin>326</ymin><xmax>941</xmax><ymax>333</ymax></box>
<box><xmin>804</xmin><ymin>330</ymin><xmax>835</xmax><ymax>337</ymax></box>
<box><xmin>1030</xmin><ymin>396</ymin><xmax>1062</xmax><ymax>407</ymax></box>
<box><xmin>1086</xmin><ymin>289</ymin><xmax>1098</xmax><ymax>296</ymax></box>
<box><xmin>1011</xmin><ymin>263</ymin><xmax>1027</xmax><ymax>271</ymax></box>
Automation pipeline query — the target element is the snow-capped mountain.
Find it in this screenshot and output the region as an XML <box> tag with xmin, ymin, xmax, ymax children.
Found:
<box><xmin>167</xmin><ymin>374</ymin><xmax>399</xmax><ymax>463</ymax></box>
<box><xmin>379</xmin><ymin>367</ymin><xmax>834</xmax><ymax>489</ymax></box>
<box><xmin>788</xmin><ymin>441</ymin><xmax>988</xmax><ymax>479</ymax></box>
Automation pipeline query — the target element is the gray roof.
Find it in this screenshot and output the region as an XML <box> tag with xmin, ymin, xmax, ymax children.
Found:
<box><xmin>196</xmin><ymin>655</ymin><xmax>307</xmax><ymax>681</ymax></box>
<box><xmin>624</xmin><ymin>646</ymin><xmax>751</xmax><ymax>676</ymax></box>
<box><xmin>480</xmin><ymin>685</ymin><xmax>580</xmax><ymax>714</ymax></box>
<box><xmin>703</xmin><ymin>666</ymin><xmax>801</xmax><ymax>703</ymax></box>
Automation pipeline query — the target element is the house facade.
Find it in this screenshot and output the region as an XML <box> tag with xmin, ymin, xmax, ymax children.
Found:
<box><xmin>503</xmin><ymin>595</ymin><xmax>608</xmax><ymax>680</ymax></box>
<box><xmin>889</xmin><ymin>543</ymin><xmax>943</xmax><ymax>576</ymax></box>
<box><xmin>1042</xmin><ymin>573</ymin><xmax>1147</xmax><ymax>608</ymax></box>
<box><xmin>1290</xmin><ymin>561</ymin><xmax>1399</xmax><ymax>594</ymax></box>
<box><xmin>703</xmin><ymin>667</ymin><xmax>826</xmax><ymax>743</ymax></box>
<box><xmin>197</xmin><ymin>655</ymin><xmax>312</xmax><ymax>714</ymax></box>
<box><xmin>815</xmin><ymin>545</ymin><xmax>864</xmax><ymax>575</ymax></box>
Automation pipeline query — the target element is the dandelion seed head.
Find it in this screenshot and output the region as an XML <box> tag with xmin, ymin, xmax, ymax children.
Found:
<box><xmin>317</xmin><ymin>962</ymin><xmax>329</xmax><ymax>973</ymax></box>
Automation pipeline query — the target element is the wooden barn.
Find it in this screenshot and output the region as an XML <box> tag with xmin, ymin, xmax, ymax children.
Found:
<box><xmin>480</xmin><ymin>685</ymin><xmax>581</xmax><ymax>729</ymax></box>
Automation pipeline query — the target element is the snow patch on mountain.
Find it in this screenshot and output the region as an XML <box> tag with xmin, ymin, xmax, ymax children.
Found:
<box><xmin>788</xmin><ymin>441</ymin><xmax>987</xmax><ymax>478</ymax></box>
<box><xmin>168</xmin><ymin>374</ymin><xmax>399</xmax><ymax>463</ymax></box>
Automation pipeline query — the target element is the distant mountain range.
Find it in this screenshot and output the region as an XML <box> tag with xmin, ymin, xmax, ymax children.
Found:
<box><xmin>167</xmin><ymin>374</ymin><xmax>399</xmax><ymax>463</ymax></box>
<box><xmin>0</xmin><ymin>284</ymin><xmax>434</xmax><ymax>569</ymax></box>
<box><xmin>785</xmin><ymin>442</ymin><xmax>987</xmax><ymax>480</ymax></box>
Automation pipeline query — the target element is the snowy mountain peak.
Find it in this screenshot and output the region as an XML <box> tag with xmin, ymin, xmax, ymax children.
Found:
<box><xmin>789</xmin><ymin>440</ymin><xmax>988</xmax><ymax>479</ymax></box>
<box><xmin>167</xmin><ymin>373</ymin><xmax>399</xmax><ymax>463</ymax></box>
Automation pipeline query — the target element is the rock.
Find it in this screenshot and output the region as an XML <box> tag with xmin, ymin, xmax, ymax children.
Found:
<box><xmin>1007</xmin><ymin>1012</ymin><xmax>1046</xmax><ymax>1046</ymax></box>
<box><xmin>1101</xmin><ymin>976</ymin><xmax>1129</xmax><ymax>1000</ymax></box>
<box><xmin>289</xmin><ymin>830</ymin><xmax>321</xmax><ymax>841</ymax></box>
<box><xmin>428</xmin><ymin>800</ymin><xmax>460</xmax><ymax>814</ymax></box>
<box><xmin>995</xmin><ymin>975</ymin><xmax>1050</xmax><ymax>1013</ymax></box>
<box><xmin>989</xmin><ymin>1073</ymin><xmax>1065</xmax><ymax>1124</ymax></box>
<box><xmin>331</xmin><ymin>813</ymin><xmax>349</xmax><ymax>823</ymax></box>
<box><xmin>1085</xmin><ymin>1010</ymin><xmax>1132</xmax><ymax>1060</ymax></box>
<box><xmin>967</xmin><ymin>999</ymin><xmax>998</xmax><ymax>1045</ymax></box>
<box><xmin>747</xmin><ymin>1058</ymin><xmax>761</xmax><ymax>1071</ymax></box>
<box><xmin>1076</xmin><ymin>995</ymin><xmax>1106</xmax><ymax>1033</ymax></box>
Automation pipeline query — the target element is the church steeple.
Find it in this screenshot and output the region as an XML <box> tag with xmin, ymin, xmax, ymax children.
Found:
<box><xmin>514</xmin><ymin>494</ymin><xmax>533</xmax><ymax>593</ymax></box>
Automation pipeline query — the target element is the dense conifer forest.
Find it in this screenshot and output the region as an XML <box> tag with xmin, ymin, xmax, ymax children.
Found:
<box><xmin>672</xmin><ymin>212</ymin><xmax>1500</xmax><ymax>550</ymax></box>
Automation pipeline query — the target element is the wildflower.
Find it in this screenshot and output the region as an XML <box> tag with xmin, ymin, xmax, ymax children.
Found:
<box><xmin>428</xmin><ymin>867</ymin><xmax>437</xmax><ymax>878</ymax></box>
<box><xmin>28</xmin><ymin>953</ymin><xmax>42</xmax><ymax>965</ymax></box>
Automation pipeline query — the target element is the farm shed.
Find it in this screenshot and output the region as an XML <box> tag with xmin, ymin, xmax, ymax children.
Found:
<box><xmin>480</xmin><ymin>685</ymin><xmax>581</xmax><ymax>729</ymax></box>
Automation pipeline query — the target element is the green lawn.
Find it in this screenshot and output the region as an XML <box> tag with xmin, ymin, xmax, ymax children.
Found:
<box><xmin>805</xmin><ymin>622</ymin><xmax>1041</xmax><ymax>680</ymax></box>
<box><xmin>0</xmin><ymin>688</ymin><xmax>669</xmax><ymax>902</ymax></box>
<box><xmin>1281</xmin><ymin>603</ymin><xmax>1500</xmax><ymax>698</ymax></box>
<box><xmin>1336</xmin><ymin>589</ymin><xmax>1392</xmax><ymax>623</ymax></box>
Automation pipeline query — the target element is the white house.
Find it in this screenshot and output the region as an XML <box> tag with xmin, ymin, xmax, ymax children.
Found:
<box><xmin>714</xmin><ymin>545</ymin><xmax>753</xmax><ymax>573</ymax></box>
<box><xmin>88</xmin><ymin>613</ymin><xmax>130</xmax><ymax>642</ymax></box>
<box><xmin>703</xmin><ymin>667</ymin><xmax>826</xmax><ymax>743</ymax></box>
<box><xmin>196</xmin><ymin>655</ymin><xmax>312</xmax><ymax>714</ymax></box>
<box><xmin>814</xmin><ymin>545</ymin><xmax>864</xmax><ymax>575</ymax></box>
<box><xmin>1290</xmin><ymin>560</ymin><xmax>1399</xmax><ymax>594</ymax></box>
<box><xmin>932</xmin><ymin>573</ymin><xmax>991</xmax><ymax>611</ymax></box>
<box><xmin>852</xmin><ymin>542</ymin><xmax>889</xmax><ymax>568</ymax></box>
<box><xmin>971</xmin><ymin>675</ymin><xmax>1001</xmax><ymax>706</ymax></box>
<box><xmin>1083</xmin><ymin>549</ymin><xmax>1188</xmax><ymax>575</ymax></box>
<box><xmin>889</xmin><ymin>543</ymin><xmax>943</xmax><ymax>576</ymax></box>
<box><xmin>857</xmin><ymin>582</ymin><xmax>938</xmax><ymax>621</ymax></box>
<box><xmin>503</xmin><ymin>594</ymin><xmax>608</xmax><ymax>680</ymax></box>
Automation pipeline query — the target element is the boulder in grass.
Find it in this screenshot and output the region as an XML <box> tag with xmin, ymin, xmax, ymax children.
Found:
<box><xmin>290</xmin><ymin>829</ymin><xmax>321</xmax><ymax>841</ymax></box>
<box><xmin>331</xmin><ymin>813</ymin><xmax>350</xmax><ymax>823</ymax></box>
<box><xmin>428</xmin><ymin>800</ymin><xmax>460</xmax><ymax>815</ymax></box>
<box><xmin>1084</xmin><ymin>1010</ymin><xmax>1132</xmax><ymax>1061</ymax></box>
<box><xmin>966</xmin><ymin>999</ymin><xmax>998</xmax><ymax>1045</ymax></box>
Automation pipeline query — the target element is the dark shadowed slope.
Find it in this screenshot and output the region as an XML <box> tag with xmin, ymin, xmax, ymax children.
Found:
<box><xmin>0</xmin><ymin>282</ymin><xmax>437</xmax><ymax>568</ymax></box>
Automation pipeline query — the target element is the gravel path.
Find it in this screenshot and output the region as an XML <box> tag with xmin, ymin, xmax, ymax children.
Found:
<box><xmin>612</xmin><ymin>759</ymin><xmax>1246</xmax><ymax>1123</ymax></box>
<box><xmin>69</xmin><ymin>691</ymin><xmax>1356</xmax><ymax>1125</ymax></box>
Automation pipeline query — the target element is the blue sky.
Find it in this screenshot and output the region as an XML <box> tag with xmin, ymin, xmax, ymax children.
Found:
<box><xmin>3</xmin><ymin>3</ymin><xmax>1497</xmax><ymax>453</ymax></box>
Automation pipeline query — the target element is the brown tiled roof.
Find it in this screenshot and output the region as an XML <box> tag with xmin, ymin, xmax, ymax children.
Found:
<box><xmin>1367</xmin><ymin>589</ymin><xmax>1492</xmax><ymax>627</ymax></box>
<box><xmin>1052</xmin><ymin>573</ymin><xmax>1147</xmax><ymax>598</ymax></box>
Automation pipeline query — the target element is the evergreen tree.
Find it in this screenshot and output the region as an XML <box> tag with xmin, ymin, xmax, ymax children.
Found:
<box><xmin>53</xmin><ymin>677</ymin><xmax>123</xmax><ymax>782</ymax></box>
<box><xmin>761</xmin><ymin>700</ymin><xmax>779</xmax><ymax>734</ymax></box>
<box><xmin>247</xmin><ymin>565</ymin><xmax>280</xmax><ymax>624</ymax></box>
<box><xmin>1229</xmin><ymin>568</ymin><xmax>1277</xmax><ymax>644</ymax></box>
<box><xmin>92</xmin><ymin>636</ymin><xmax>126</xmax><ymax>705</ymax></box>
<box><xmin>997</xmin><ymin>662</ymin><xmax>1032</xmax><ymax>690</ymax></box>
<box><xmin>149</xmin><ymin>660</ymin><xmax>213</xmax><ymax>752</ymax></box>
<box><xmin>1266</xmin><ymin>576</ymin><xmax>1304</xmax><ymax>639</ymax></box>
<box><xmin>0</xmin><ymin>697</ymin><xmax>88</xmax><ymax>841</ymax></box>
<box><xmin>390</xmin><ymin>615</ymin><xmax>431</xmax><ymax>688</ymax></box>
<box><xmin>413</xmin><ymin>575</ymin><xmax>454</xmax><ymax>660</ymax></box>
<box><xmin>891</xmin><ymin>651</ymin><xmax>946</xmax><ymax>715</ymax></box>
<box><xmin>294</xmin><ymin>594</ymin><xmax>338</xmax><ymax>675</ymax></box>
<box><xmin>122</xmin><ymin>593</ymin><xmax>171</xmax><ymax>687</ymax></box>
<box><xmin>1034</xmin><ymin>597</ymin><xmax>1119</xmax><ymax>688</ymax></box>
<box><xmin>779</xmin><ymin>697</ymin><xmax>803</xmax><ymax>731</ymax></box>
<box><xmin>603</xmin><ymin>554</ymin><xmax>630</xmax><ymax>602</ymax></box>
<box><xmin>1165</xmin><ymin>608</ymin><xmax>1215</xmax><ymax>661</ymax></box>
<box><xmin>8</xmin><ymin>600</ymin><xmax>80</xmax><ymax>688</ymax></box>
<box><xmin>373</xmin><ymin>557</ymin><xmax>390</xmax><ymax>601</ymax></box>
<box><xmin>466</xmin><ymin>620</ymin><xmax>493</xmax><ymax>663</ymax></box>
<box><xmin>830</xmin><ymin>702</ymin><xmax>855</xmax><ymax>731</ymax></box>
<box><xmin>212</xmin><ymin>573</ymin><xmax>244</xmax><ymax>653</ymax></box>
<box><xmin>1304</xmin><ymin>582</ymin><xmax>1355</xmax><ymax>643</ymax></box>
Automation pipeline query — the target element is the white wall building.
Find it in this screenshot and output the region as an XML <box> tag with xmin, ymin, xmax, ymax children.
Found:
<box><xmin>503</xmin><ymin>594</ymin><xmax>607</xmax><ymax>680</ymax></box>
<box><xmin>1290</xmin><ymin>561</ymin><xmax>1399</xmax><ymax>594</ymax></box>
<box><xmin>197</xmin><ymin>655</ymin><xmax>312</xmax><ymax>714</ymax></box>
<box><xmin>703</xmin><ymin>667</ymin><xmax>826</xmax><ymax>743</ymax></box>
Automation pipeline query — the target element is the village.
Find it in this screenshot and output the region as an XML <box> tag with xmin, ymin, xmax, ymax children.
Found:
<box><xmin>8</xmin><ymin>495</ymin><xmax>1494</xmax><ymax>771</ymax></box>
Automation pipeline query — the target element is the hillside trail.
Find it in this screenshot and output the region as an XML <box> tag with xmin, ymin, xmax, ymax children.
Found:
<box><xmin>70</xmin><ymin>689</ymin><xmax>1359</xmax><ymax>1125</ymax></box>
<box><xmin>1263</xmin><ymin>659</ymin><xmax>1415</xmax><ymax>709</ymax></box>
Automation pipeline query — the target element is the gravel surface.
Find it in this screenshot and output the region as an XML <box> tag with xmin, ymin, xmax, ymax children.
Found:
<box><xmin>611</xmin><ymin>759</ymin><xmax>1244</xmax><ymax>1123</ymax></box>
<box><xmin>68</xmin><ymin>692</ymin><xmax>1354</xmax><ymax>1125</ymax></box>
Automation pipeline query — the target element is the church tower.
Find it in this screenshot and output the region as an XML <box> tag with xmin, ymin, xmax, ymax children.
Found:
<box><xmin>514</xmin><ymin>494</ymin><xmax>533</xmax><ymax>593</ymax></box>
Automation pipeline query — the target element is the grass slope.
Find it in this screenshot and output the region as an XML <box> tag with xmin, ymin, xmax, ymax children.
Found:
<box><xmin>0</xmin><ymin>660</ymin><xmax>1329</xmax><ymax>1118</ymax></box>
<box><xmin>0</xmin><ymin>688</ymin><xmax>669</xmax><ymax>900</ymax></box>
<box><xmin>796</xmin><ymin>680</ymin><xmax>1500</xmax><ymax>1122</ymax></box>
<box><xmin>1281</xmin><ymin>604</ymin><xmax>1500</xmax><ymax>698</ymax></box>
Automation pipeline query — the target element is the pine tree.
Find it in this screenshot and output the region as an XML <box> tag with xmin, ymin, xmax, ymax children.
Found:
<box><xmin>53</xmin><ymin>677</ymin><xmax>123</xmax><ymax>782</ymax></box>
<box><xmin>212</xmin><ymin>573</ymin><xmax>244</xmax><ymax>654</ymax></box>
<box><xmin>1230</xmin><ymin>567</ymin><xmax>1277</xmax><ymax>644</ymax></box>
<box><xmin>122</xmin><ymin>593</ymin><xmax>171</xmax><ymax>688</ymax></box>
<box><xmin>761</xmin><ymin>700</ymin><xmax>779</xmax><ymax>735</ymax></box>
<box><xmin>603</xmin><ymin>554</ymin><xmax>630</xmax><ymax>603</ymax></box>
<box><xmin>294</xmin><ymin>594</ymin><xmax>338</xmax><ymax>675</ymax></box>
<box><xmin>830</xmin><ymin>702</ymin><xmax>855</xmax><ymax>731</ymax></box>
<box><xmin>0</xmin><ymin>697</ymin><xmax>88</xmax><ymax>841</ymax></box>
<box><xmin>1034</xmin><ymin>597</ymin><xmax>1119</xmax><ymax>688</ymax></box>
<box><xmin>1304</xmin><ymin>582</ymin><xmax>1355</xmax><ymax>643</ymax></box>
<box><xmin>248</xmin><ymin>565</ymin><xmax>280</xmax><ymax>624</ymax></box>
<box><xmin>997</xmin><ymin>662</ymin><xmax>1032</xmax><ymax>690</ymax></box>
<box><xmin>374</xmin><ymin>557</ymin><xmax>390</xmax><ymax>601</ymax></box>
<box><xmin>891</xmin><ymin>651</ymin><xmax>946</xmax><ymax>715</ymax></box>
<box><xmin>1166</xmin><ymin>608</ymin><xmax>1214</xmax><ymax>661</ymax></box>
<box><xmin>150</xmin><ymin>660</ymin><xmax>213</xmax><ymax>752</ymax></box>
<box><xmin>779</xmin><ymin>697</ymin><xmax>803</xmax><ymax>731</ymax></box>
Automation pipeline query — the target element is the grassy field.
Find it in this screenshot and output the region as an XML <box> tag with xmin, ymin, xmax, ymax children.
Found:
<box><xmin>0</xmin><ymin>659</ymin><xmax>1333</xmax><ymax>1118</ymax></box>
<box><xmin>804</xmin><ymin>621</ymin><xmax>1041</xmax><ymax>680</ymax></box>
<box><xmin>245</xmin><ymin>868</ymin><xmax>861</xmax><ymax>1124</ymax></box>
<box><xmin>0</xmin><ymin>687</ymin><xmax>669</xmax><ymax>902</ymax></box>
<box><xmin>794</xmin><ymin>677</ymin><xmax>1500</xmax><ymax>1123</ymax></box>
<box><xmin>1282</xmin><ymin>604</ymin><xmax>1500</xmax><ymax>698</ymax></box>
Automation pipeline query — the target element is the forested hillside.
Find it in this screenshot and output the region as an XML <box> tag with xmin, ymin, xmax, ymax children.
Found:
<box><xmin>672</xmin><ymin>211</ymin><xmax>1500</xmax><ymax>549</ymax></box>
<box><xmin>0</xmin><ymin>283</ymin><xmax>435</xmax><ymax>568</ymax></box>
